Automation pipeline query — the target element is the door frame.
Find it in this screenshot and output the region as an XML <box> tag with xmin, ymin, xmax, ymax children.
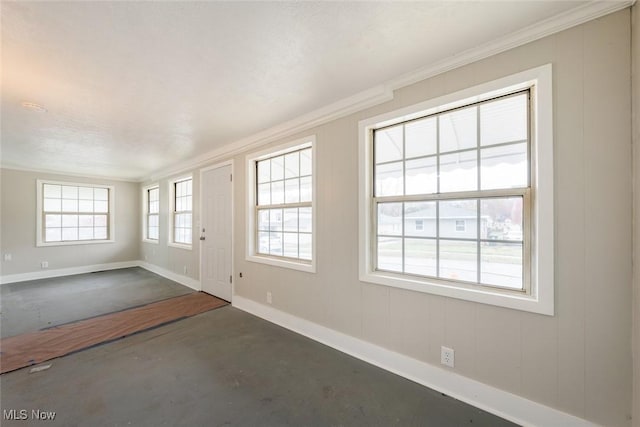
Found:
<box><xmin>199</xmin><ymin>159</ymin><xmax>234</xmax><ymax>301</ymax></box>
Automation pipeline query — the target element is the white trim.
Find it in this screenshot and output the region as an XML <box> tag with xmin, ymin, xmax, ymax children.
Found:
<box><xmin>0</xmin><ymin>261</ymin><xmax>139</xmax><ymax>285</ymax></box>
<box><xmin>138</xmin><ymin>261</ymin><xmax>201</xmax><ymax>291</ymax></box>
<box><xmin>168</xmin><ymin>174</ymin><xmax>193</xmax><ymax>250</ymax></box>
<box><xmin>358</xmin><ymin>65</ymin><xmax>554</xmax><ymax>316</ymax></box>
<box><xmin>138</xmin><ymin>1</ymin><xmax>631</xmax><ymax>184</ymax></box>
<box><xmin>36</xmin><ymin>179</ymin><xmax>116</xmax><ymax>247</ymax></box>
<box><xmin>199</xmin><ymin>159</ymin><xmax>235</xmax><ymax>301</ymax></box>
<box><xmin>0</xmin><ymin>165</ymin><xmax>137</xmax><ymax>183</ymax></box>
<box><xmin>232</xmin><ymin>295</ymin><xmax>597</xmax><ymax>427</ymax></box>
<box><xmin>245</xmin><ymin>136</ymin><xmax>317</xmax><ymax>273</ymax></box>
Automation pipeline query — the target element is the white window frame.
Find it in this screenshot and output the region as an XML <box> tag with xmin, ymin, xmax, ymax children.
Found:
<box><xmin>36</xmin><ymin>179</ymin><xmax>115</xmax><ymax>247</ymax></box>
<box><xmin>168</xmin><ymin>175</ymin><xmax>193</xmax><ymax>250</ymax></box>
<box><xmin>246</xmin><ymin>136</ymin><xmax>316</xmax><ymax>273</ymax></box>
<box><xmin>358</xmin><ymin>64</ymin><xmax>554</xmax><ymax>315</ymax></box>
<box><xmin>142</xmin><ymin>184</ymin><xmax>159</xmax><ymax>244</ymax></box>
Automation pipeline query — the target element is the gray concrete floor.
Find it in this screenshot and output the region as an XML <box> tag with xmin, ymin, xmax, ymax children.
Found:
<box><xmin>0</xmin><ymin>267</ymin><xmax>192</xmax><ymax>338</ymax></box>
<box><xmin>0</xmin><ymin>270</ymin><xmax>516</xmax><ymax>426</ymax></box>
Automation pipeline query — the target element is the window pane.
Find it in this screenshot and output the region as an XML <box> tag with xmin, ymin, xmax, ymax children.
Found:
<box><xmin>258</xmin><ymin>232</ymin><xmax>269</xmax><ymax>254</ymax></box>
<box><xmin>62</xmin><ymin>186</ymin><xmax>78</xmax><ymax>199</ymax></box>
<box><xmin>186</xmin><ymin>179</ymin><xmax>192</xmax><ymax>196</ymax></box>
<box><xmin>299</xmin><ymin>207</ymin><xmax>312</xmax><ymax>232</ymax></box>
<box><xmin>94</xmin><ymin>227</ymin><xmax>107</xmax><ymax>239</ymax></box>
<box><xmin>271</xmin><ymin>181</ymin><xmax>284</xmax><ymax>205</ymax></box>
<box><xmin>375</xmin><ymin>125</ymin><xmax>403</xmax><ymax>163</ymax></box>
<box><xmin>283</xmin><ymin>232</ymin><xmax>298</xmax><ymax>258</ymax></box>
<box><xmin>439</xmin><ymin>106</ymin><xmax>477</xmax><ymax>153</ymax></box>
<box><xmin>78</xmin><ymin>200</ymin><xmax>93</xmax><ymax>212</ymax></box>
<box><xmin>481</xmin><ymin>197</ymin><xmax>523</xmax><ymax>241</ymax></box>
<box><xmin>300</xmin><ymin>148</ymin><xmax>312</xmax><ymax>176</ymax></box>
<box><xmin>94</xmin><ymin>215</ymin><xmax>107</xmax><ymax>227</ymax></box>
<box><xmin>258</xmin><ymin>183</ymin><xmax>271</xmax><ymax>206</ymax></box>
<box><xmin>183</xmin><ymin>213</ymin><xmax>192</xmax><ymax>228</ymax></box>
<box><xmin>148</xmin><ymin>227</ymin><xmax>159</xmax><ymax>240</ymax></box>
<box><xmin>300</xmin><ymin>176</ymin><xmax>312</xmax><ymax>203</ymax></box>
<box><xmin>44</xmin><ymin>198</ymin><xmax>61</xmax><ymax>212</ymax></box>
<box><xmin>439</xmin><ymin>150</ymin><xmax>477</xmax><ymax>193</ymax></box>
<box><xmin>285</xmin><ymin>152</ymin><xmax>300</xmax><ymax>178</ymax></box>
<box><xmin>480</xmin><ymin>94</ymin><xmax>527</xmax><ymax>146</ymax></box>
<box><xmin>79</xmin><ymin>187</ymin><xmax>93</xmax><ymax>200</ymax></box>
<box><xmin>79</xmin><ymin>227</ymin><xmax>94</xmax><ymax>240</ymax></box>
<box><xmin>405</xmin><ymin>117</ymin><xmax>437</xmax><ymax>158</ymax></box>
<box><xmin>95</xmin><ymin>201</ymin><xmax>108</xmax><ymax>213</ymax></box>
<box><xmin>439</xmin><ymin>200</ymin><xmax>477</xmax><ymax>239</ymax></box>
<box><xmin>283</xmin><ymin>208</ymin><xmax>298</xmax><ymax>232</ymax></box>
<box><xmin>184</xmin><ymin>228</ymin><xmax>192</xmax><ymax>244</ymax></box>
<box><xmin>480</xmin><ymin>242</ymin><xmax>523</xmax><ymax>289</ymax></box>
<box><xmin>185</xmin><ymin>196</ymin><xmax>192</xmax><ymax>211</ymax></box>
<box><xmin>269</xmin><ymin>209</ymin><xmax>283</xmax><ymax>232</ymax></box>
<box><xmin>45</xmin><ymin>228</ymin><xmax>61</xmax><ymax>242</ymax></box>
<box><xmin>375</xmin><ymin>161</ymin><xmax>403</xmax><ymax>197</ymax></box>
<box><xmin>299</xmin><ymin>233</ymin><xmax>312</xmax><ymax>260</ymax></box>
<box><xmin>377</xmin><ymin>237</ymin><xmax>402</xmax><ymax>272</ymax></box>
<box><xmin>439</xmin><ymin>240</ymin><xmax>477</xmax><ymax>282</ymax></box>
<box><xmin>405</xmin><ymin>157</ymin><xmax>437</xmax><ymax>195</ymax></box>
<box><xmin>148</xmin><ymin>215</ymin><xmax>158</xmax><ymax>227</ymax></box>
<box><xmin>257</xmin><ymin>159</ymin><xmax>271</xmax><ymax>183</ymax></box>
<box><xmin>79</xmin><ymin>215</ymin><xmax>93</xmax><ymax>227</ymax></box>
<box><xmin>404</xmin><ymin>238</ymin><xmax>437</xmax><ymax>277</ymax></box>
<box><xmin>62</xmin><ymin>228</ymin><xmax>78</xmax><ymax>241</ymax></box>
<box><xmin>284</xmin><ymin>178</ymin><xmax>300</xmax><ymax>203</ymax></box>
<box><xmin>377</xmin><ymin>203</ymin><xmax>402</xmax><ymax>236</ymax></box>
<box><xmin>404</xmin><ymin>202</ymin><xmax>436</xmax><ymax>237</ymax></box>
<box><xmin>43</xmin><ymin>184</ymin><xmax>61</xmax><ymax>198</ymax></box>
<box><xmin>94</xmin><ymin>188</ymin><xmax>108</xmax><ymax>201</ymax></box>
<box><xmin>62</xmin><ymin>214</ymin><xmax>78</xmax><ymax>227</ymax></box>
<box><xmin>45</xmin><ymin>214</ymin><xmax>62</xmax><ymax>227</ymax></box>
<box><xmin>271</xmin><ymin>156</ymin><xmax>284</xmax><ymax>181</ymax></box>
<box><xmin>62</xmin><ymin>199</ymin><xmax>78</xmax><ymax>212</ymax></box>
<box><xmin>480</xmin><ymin>143</ymin><xmax>527</xmax><ymax>190</ymax></box>
<box><xmin>269</xmin><ymin>232</ymin><xmax>283</xmax><ymax>256</ymax></box>
<box><xmin>176</xmin><ymin>182</ymin><xmax>183</xmax><ymax>197</ymax></box>
<box><xmin>258</xmin><ymin>209</ymin><xmax>270</xmax><ymax>231</ymax></box>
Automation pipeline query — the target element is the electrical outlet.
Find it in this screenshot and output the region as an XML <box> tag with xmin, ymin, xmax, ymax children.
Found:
<box><xmin>267</xmin><ymin>291</ymin><xmax>272</xmax><ymax>304</ymax></box>
<box><xmin>41</xmin><ymin>261</ymin><xmax>49</xmax><ymax>269</ymax></box>
<box><xmin>441</xmin><ymin>346</ymin><xmax>455</xmax><ymax>368</ymax></box>
<box><xmin>3</xmin><ymin>253</ymin><xmax>11</xmax><ymax>261</ymax></box>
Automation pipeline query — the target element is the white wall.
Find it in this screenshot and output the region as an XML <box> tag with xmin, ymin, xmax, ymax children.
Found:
<box><xmin>0</xmin><ymin>168</ymin><xmax>140</xmax><ymax>277</ymax></box>
<box><xmin>632</xmin><ymin>3</ymin><xmax>640</xmax><ymax>426</ymax></box>
<box><xmin>228</xmin><ymin>10</ymin><xmax>631</xmax><ymax>427</ymax></box>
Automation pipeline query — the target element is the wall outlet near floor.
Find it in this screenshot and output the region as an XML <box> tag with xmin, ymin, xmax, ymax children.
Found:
<box><xmin>266</xmin><ymin>291</ymin><xmax>272</xmax><ymax>304</ymax></box>
<box><xmin>441</xmin><ymin>346</ymin><xmax>455</xmax><ymax>368</ymax></box>
<box><xmin>4</xmin><ymin>253</ymin><xmax>11</xmax><ymax>261</ymax></box>
<box><xmin>40</xmin><ymin>261</ymin><xmax>49</xmax><ymax>269</ymax></box>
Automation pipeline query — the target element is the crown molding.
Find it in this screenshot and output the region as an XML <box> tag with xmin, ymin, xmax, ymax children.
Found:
<box><xmin>140</xmin><ymin>0</ymin><xmax>633</xmax><ymax>183</ymax></box>
<box><xmin>0</xmin><ymin>165</ymin><xmax>138</xmax><ymax>183</ymax></box>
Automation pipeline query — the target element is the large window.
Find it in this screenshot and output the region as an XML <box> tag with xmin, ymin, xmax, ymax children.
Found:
<box><xmin>359</xmin><ymin>65</ymin><xmax>553</xmax><ymax>315</ymax></box>
<box><xmin>144</xmin><ymin>185</ymin><xmax>159</xmax><ymax>242</ymax></box>
<box><xmin>246</xmin><ymin>137</ymin><xmax>315</xmax><ymax>272</ymax></box>
<box><xmin>37</xmin><ymin>180</ymin><xmax>114</xmax><ymax>246</ymax></box>
<box><xmin>170</xmin><ymin>177</ymin><xmax>192</xmax><ymax>247</ymax></box>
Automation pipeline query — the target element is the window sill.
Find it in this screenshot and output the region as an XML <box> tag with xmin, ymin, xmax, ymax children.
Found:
<box><xmin>360</xmin><ymin>270</ymin><xmax>552</xmax><ymax>316</ymax></box>
<box><xmin>36</xmin><ymin>239</ymin><xmax>115</xmax><ymax>247</ymax></box>
<box><xmin>247</xmin><ymin>254</ymin><xmax>315</xmax><ymax>273</ymax></box>
<box><xmin>142</xmin><ymin>239</ymin><xmax>159</xmax><ymax>245</ymax></box>
<box><xmin>168</xmin><ymin>242</ymin><xmax>192</xmax><ymax>250</ymax></box>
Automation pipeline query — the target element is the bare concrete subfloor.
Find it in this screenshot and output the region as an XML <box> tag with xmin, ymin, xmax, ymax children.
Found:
<box><xmin>0</xmin><ymin>268</ymin><xmax>193</xmax><ymax>338</ymax></box>
<box><xmin>1</xmin><ymin>304</ymin><xmax>516</xmax><ymax>426</ymax></box>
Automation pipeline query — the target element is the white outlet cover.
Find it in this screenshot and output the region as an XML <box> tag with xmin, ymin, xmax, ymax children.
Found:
<box><xmin>441</xmin><ymin>346</ymin><xmax>455</xmax><ymax>368</ymax></box>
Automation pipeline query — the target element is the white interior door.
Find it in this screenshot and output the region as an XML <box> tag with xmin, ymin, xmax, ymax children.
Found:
<box><xmin>200</xmin><ymin>164</ymin><xmax>232</xmax><ymax>301</ymax></box>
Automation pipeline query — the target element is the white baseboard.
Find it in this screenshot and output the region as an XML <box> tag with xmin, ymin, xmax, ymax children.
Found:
<box><xmin>0</xmin><ymin>261</ymin><xmax>139</xmax><ymax>285</ymax></box>
<box><xmin>137</xmin><ymin>261</ymin><xmax>201</xmax><ymax>291</ymax></box>
<box><xmin>232</xmin><ymin>295</ymin><xmax>597</xmax><ymax>427</ymax></box>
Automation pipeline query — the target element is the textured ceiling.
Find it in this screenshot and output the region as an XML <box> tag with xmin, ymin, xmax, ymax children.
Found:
<box><xmin>0</xmin><ymin>1</ymin><xmax>607</xmax><ymax>181</ymax></box>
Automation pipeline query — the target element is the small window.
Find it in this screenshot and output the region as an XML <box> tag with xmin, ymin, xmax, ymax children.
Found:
<box><xmin>246</xmin><ymin>137</ymin><xmax>316</xmax><ymax>272</ymax></box>
<box><xmin>170</xmin><ymin>177</ymin><xmax>192</xmax><ymax>248</ymax></box>
<box><xmin>37</xmin><ymin>180</ymin><xmax>114</xmax><ymax>246</ymax></box>
<box><xmin>143</xmin><ymin>185</ymin><xmax>159</xmax><ymax>242</ymax></box>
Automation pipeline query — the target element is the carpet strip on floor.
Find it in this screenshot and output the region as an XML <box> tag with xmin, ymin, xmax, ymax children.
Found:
<box><xmin>0</xmin><ymin>292</ymin><xmax>227</xmax><ymax>374</ymax></box>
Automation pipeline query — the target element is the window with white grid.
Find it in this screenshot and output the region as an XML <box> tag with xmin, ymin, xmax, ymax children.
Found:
<box><xmin>172</xmin><ymin>178</ymin><xmax>192</xmax><ymax>246</ymax></box>
<box><xmin>146</xmin><ymin>186</ymin><xmax>159</xmax><ymax>240</ymax></box>
<box><xmin>38</xmin><ymin>180</ymin><xmax>113</xmax><ymax>245</ymax></box>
